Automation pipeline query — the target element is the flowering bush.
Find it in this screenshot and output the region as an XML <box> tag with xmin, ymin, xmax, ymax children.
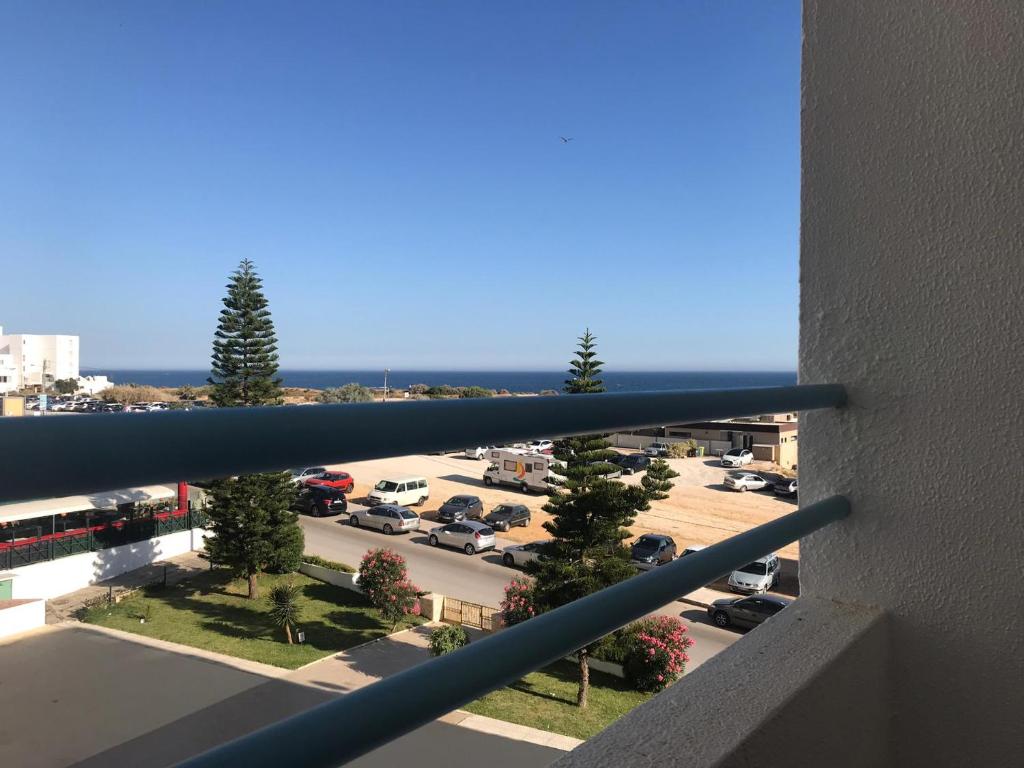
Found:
<box><xmin>357</xmin><ymin>548</ymin><xmax>421</xmax><ymax>631</ymax></box>
<box><xmin>500</xmin><ymin>576</ymin><xmax>537</xmax><ymax>626</ymax></box>
<box><xmin>622</xmin><ymin>616</ymin><xmax>693</xmax><ymax>692</ymax></box>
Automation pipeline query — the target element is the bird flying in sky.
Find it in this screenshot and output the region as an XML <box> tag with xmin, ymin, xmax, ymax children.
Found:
<box><xmin>560</xmin><ymin>136</ymin><xmax>573</xmax><ymax>143</ymax></box>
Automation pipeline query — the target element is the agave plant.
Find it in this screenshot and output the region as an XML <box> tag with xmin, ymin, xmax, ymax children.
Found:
<box><xmin>268</xmin><ymin>582</ymin><xmax>303</xmax><ymax>644</ymax></box>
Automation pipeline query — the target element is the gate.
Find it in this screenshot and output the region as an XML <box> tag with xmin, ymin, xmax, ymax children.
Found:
<box><xmin>443</xmin><ymin>598</ymin><xmax>502</xmax><ymax>632</ymax></box>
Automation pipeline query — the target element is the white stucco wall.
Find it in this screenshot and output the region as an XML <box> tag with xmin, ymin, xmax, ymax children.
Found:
<box><xmin>9</xmin><ymin>529</ymin><xmax>199</xmax><ymax>600</ymax></box>
<box><xmin>0</xmin><ymin>599</ymin><xmax>46</xmax><ymax>640</ymax></box>
<box><xmin>801</xmin><ymin>2</ymin><xmax>1024</xmax><ymax>765</ymax></box>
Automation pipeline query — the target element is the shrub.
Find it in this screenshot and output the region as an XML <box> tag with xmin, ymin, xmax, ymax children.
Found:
<box><xmin>318</xmin><ymin>383</ymin><xmax>374</xmax><ymax>403</ymax></box>
<box><xmin>458</xmin><ymin>385</ymin><xmax>495</xmax><ymax>399</ymax></box>
<box><xmin>302</xmin><ymin>554</ymin><xmax>355</xmax><ymax>573</ymax></box>
<box><xmin>621</xmin><ymin>616</ymin><xmax>694</xmax><ymax>692</ymax></box>
<box><xmin>500</xmin><ymin>576</ymin><xmax>537</xmax><ymax>627</ymax></box>
<box><xmin>423</xmin><ymin>384</ymin><xmax>459</xmax><ymax>399</ymax></box>
<box><xmin>428</xmin><ymin>624</ymin><xmax>470</xmax><ymax>656</ymax></box>
<box><xmin>357</xmin><ymin>549</ymin><xmax>422</xmax><ymax>631</ymax></box>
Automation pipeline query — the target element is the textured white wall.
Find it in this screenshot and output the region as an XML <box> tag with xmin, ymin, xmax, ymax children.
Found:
<box><xmin>10</xmin><ymin>530</ymin><xmax>197</xmax><ymax>600</ymax></box>
<box><xmin>801</xmin><ymin>2</ymin><xmax>1024</xmax><ymax>765</ymax></box>
<box><xmin>0</xmin><ymin>599</ymin><xmax>46</xmax><ymax>640</ymax></box>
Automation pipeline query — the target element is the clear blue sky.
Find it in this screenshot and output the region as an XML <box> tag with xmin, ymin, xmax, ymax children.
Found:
<box><xmin>0</xmin><ymin>1</ymin><xmax>800</xmax><ymax>370</ymax></box>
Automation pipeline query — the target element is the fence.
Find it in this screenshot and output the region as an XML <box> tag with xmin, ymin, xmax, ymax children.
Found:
<box><xmin>442</xmin><ymin>597</ymin><xmax>503</xmax><ymax>632</ymax></box>
<box><xmin>0</xmin><ymin>508</ymin><xmax>209</xmax><ymax>571</ymax></box>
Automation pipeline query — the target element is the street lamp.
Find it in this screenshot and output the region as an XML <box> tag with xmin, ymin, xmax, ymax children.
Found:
<box><xmin>383</xmin><ymin>368</ymin><xmax>390</xmax><ymax>402</ymax></box>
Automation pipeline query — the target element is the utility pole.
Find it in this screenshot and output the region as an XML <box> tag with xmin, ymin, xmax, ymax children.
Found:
<box><xmin>383</xmin><ymin>368</ymin><xmax>390</xmax><ymax>402</ymax></box>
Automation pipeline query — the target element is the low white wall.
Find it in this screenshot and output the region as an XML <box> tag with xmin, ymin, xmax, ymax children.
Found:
<box><xmin>0</xmin><ymin>599</ymin><xmax>45</xmax><ymax>640</ymax></box>
<box><xmin>10</xmin><ymin>529</ymin><xmax>197</xmax><ymax>600</ymax></box>
<box><xmin>299</xmin><ymin>562</ymin><xmax>361</xmax><ymax>593</ymax></box>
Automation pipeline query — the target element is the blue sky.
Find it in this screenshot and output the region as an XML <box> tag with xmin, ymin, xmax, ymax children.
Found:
<box><xmin>0</xmin><ymin>1</ymin><xmax>800</xmax><ymax>370</ymax></box>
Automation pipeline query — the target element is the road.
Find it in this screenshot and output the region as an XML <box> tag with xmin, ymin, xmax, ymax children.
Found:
<box><xmin>300</xmin><ymin>510</ymin><xmax>740</xmax><ymax>670</ymax></box>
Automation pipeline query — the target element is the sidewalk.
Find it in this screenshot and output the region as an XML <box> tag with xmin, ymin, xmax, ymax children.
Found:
<box><xmin>45</xmin><ymin>550</ymin><xmax>208</xmax><ymax>623</ymax></box>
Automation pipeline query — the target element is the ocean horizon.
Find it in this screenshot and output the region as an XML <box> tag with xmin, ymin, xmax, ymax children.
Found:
<box><xmin>89</xmin><ymin>369</ymin><xmax>798</xmax><ymax>393</ymax></box>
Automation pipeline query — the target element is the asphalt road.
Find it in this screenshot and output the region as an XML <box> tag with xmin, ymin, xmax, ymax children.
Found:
<box><xmin>299</xmin><ymin>510</ymin><xmax>740</xmax><ymax>670</ymax></box>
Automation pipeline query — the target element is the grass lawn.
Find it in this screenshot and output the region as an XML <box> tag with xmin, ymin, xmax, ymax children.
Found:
<box><xmin>80</xmin><ymin>569</ymin><xmax>423</xmax><ymax>669</ymax></box>
<box><xmin>464</xmin><ymin>660</ymin><xmax>653</xmax><ymax>740</ymax></box>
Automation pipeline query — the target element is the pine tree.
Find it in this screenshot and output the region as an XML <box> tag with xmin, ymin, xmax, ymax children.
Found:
<box><xmin>641</xmin><ymin>459</ymin><xmax>680</xmax><ymax>502</ymax></box>
<box><xmin>204</xmin><ymin>260</ymin><xmax>302</xmax><ymax>598</ymax></box>
<box><xmin>208</xmin><ymin>259</ymin><xmax>283</xmax><ymax>407</ymax></box>
<box><xmin>564</xmin><ymin>328</ymin><xmax>605</xmax><ymax>394</ymax></box>
<box><xmin>204</xmin><ymin>472</ymin><xmax>298</xmax><ymax>599</ymax></box>
<box><xmin>526</xmin><ymin>330</ymin><xmax>648</xmax><ymax>708</ymax></box>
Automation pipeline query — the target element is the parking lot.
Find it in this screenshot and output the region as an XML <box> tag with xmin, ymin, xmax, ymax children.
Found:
<box><xmin>316</xmin><ymin>449</ymin><xmax>800</xmax><ymax>596</ymax></box>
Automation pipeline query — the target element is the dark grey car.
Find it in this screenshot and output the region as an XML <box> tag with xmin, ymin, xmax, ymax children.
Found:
<box><xmin>483</xmin><ymin>503</ymin><xmax>531</xmax><ymax>532</ymax></box>
<box><xmin>617</xmin><ymin>454</ymin><xmax>652</xmax><ymax>475</ymax></box>
<box><xmin>630</xmin><ymin>534</ymin><xmax>677</xmax><ymax>570</ymax></box>
<box><xmin>707</xmin><ymin>595</ymin><xmax>791</xmax><ymax>629</ymax></box>
<box><xmin>437</xmin><ymin>495</ymin><xmax>484</xmax><ymax>523</ymax></box>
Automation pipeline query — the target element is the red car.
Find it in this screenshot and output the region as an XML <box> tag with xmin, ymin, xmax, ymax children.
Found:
<box><xmin>305</xmin><ymin>471</ymin><xmax>354</xmax><ymax>493</ymax></box>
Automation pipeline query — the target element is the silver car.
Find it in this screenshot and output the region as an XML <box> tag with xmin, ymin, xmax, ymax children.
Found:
<box><xmin>349</xmin><ymin>504</ymin><xmax>420</xmax><ymax>535</ymax></box>
<box><xmin>427</xmin><ymin>520</ymin><xmax>496</xmax><ymax>555</ymax></box>
<box><xmin>501</xmin><ymin>540</ymin><xmax>546</xmax><ymax>568</ymax></box>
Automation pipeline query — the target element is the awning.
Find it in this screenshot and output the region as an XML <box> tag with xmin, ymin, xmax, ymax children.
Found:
<box><xmin>0</xmin><ymin>485</ymin><xmax>178</xmax><ymax>524</ymax></box>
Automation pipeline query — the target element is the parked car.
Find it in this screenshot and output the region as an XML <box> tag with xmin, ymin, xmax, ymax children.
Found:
<box><xmin>290</xmin><ymin>466</ymin><xmax>327</xmax><ymax>484</ymax></box>
<box><xmin>728</xmin><ymin>553</ymin><xmax>782</xmax><ymax>593</ymax></box>
<box><xmin>588</xmin><ymin>460</ymin><xmax>623</xmax><ymax>479</ymax></box>
<box><xmin>526</xmin><ymin>439</ymin><xmax>554</xmax><ymax>454</ymax></box>
<box><xmin>427</xmin><ymin>520</ymin><xmax>496</xmax><ymax>555</ymax></box>
<box><xmin>501</xmin><ymin>540</ymin><xmax>546</xmax><ymax>568</ymax></box>
<box><xmin>630</xmin><ymin>534</ymin><xmax>677</xmax><ymax>570</ymax></box>
<box><xmin>366</xmin><ymin>476</ymin><xmax>429</xmax><ymax>507</ymax></box>
<box><xmin>102</xmin><ymin>403</ymin><xmax>124</xmax><ymax>413</ymax></box>
<box><xmin>437</xmin><ymin>495</ymin><xmax>484</xmax><ymax>523</ymax></box>
<box><xmin>306</xmin><ymin>471</ymin><xmax>354</xmax><ymax>493</ymax></box>
<box><xmin>721</xmin><ymin>448</ymin><xmax>754</xmax><ymax>468</ymax></box>
<box><xmin>724</xmin><ymin>472</ymin><xmax>769</xmax><ymax>492</ymax></box>
<box><xmin>680</xmin><ymin>544</ymin><xmax>707</xmax><ymax>558</ymax></box>
<box><xmin>483</xmin><ymin>503</ymin><xmax>531</xmax><ymax>531</ymax></box>
<box><xmin>708</xmin><ymin>594</ymin><xmax>791</xmax><ymax>629</ymax></box>
<box><xmin>465</xmin><ymin>446</ymin><xmax>495</xmax><ymax>460</ymax></box>
<box><xmin>349</xmin><ymin>503</ymin><xmax>420</xmax><ymax>535</ymax></box>
<box><xmin>644</xmin><ymin>442</ymin><xmax>671</xmax><ymax>457</ymax></box>
<box><xmin>774</xmin><ymin>478</ymin><xmax>798</xmax><ymax>497</ymax></box>
<box><xmin>615</xmin><ymin>453</ymin><xmax>651</xmax><ymax>475</ymax></box>
<box><xmin>293</xmin><ymin>486</ymin><xmax>348</xmax><ymax>517</ymax></box>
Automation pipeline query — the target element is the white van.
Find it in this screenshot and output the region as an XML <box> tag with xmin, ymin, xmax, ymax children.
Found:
<box><xmin>366</xmin><ymin>475</ymin><xmax>430</xmax><ymax>507</ymax></box>
<box><xmin>483</xmin><ymin>449</ymin><xmax>560</xmax><ymax>493</ymax></box>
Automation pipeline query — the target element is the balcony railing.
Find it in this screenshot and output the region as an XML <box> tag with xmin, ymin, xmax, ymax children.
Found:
<box><xmin>0</xmin><ymin>384</ymin><xmax>847</xmax><ymax>767</ymax></box>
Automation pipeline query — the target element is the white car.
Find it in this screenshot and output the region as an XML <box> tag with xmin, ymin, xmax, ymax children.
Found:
<box><xmin>721</xmin><ymin>448</ymin><xmax>754</xmax><ymax>468</ymax></box>
<box><xmin>427</xmin><ymin>520</ymin><xmax>496</xmax><ymax>556</ymax></box>
<box><xmin>465</xmin><ymin>446</ymin><xmax>495</xmax><ymax>460</ymax></box>
<box><xmin>526</xmin><ymin>439</ymin><xmax>554</xmax><ymax>454</ymax></box>
<box><xmin>501</xmin><ymin>540</ymin><xmax>546</xmax><ymax>568</ymax></box>
<box><xmin>290</xmin><ymin>466</ymin><xmax>327</xmax><ymax>484</ymax></box>
<box><xmin>348</xmin><ymin>504</ymin><xmax>420</xmax><ymax>535</ymax></box>
<box><xmin>644</xmin><ymin>442</ymin><xmax>670</xmax><ymax>457</ymax></box>
<box><xmin>728</xmin><ymin>553</ymin><xmax>781</xmax><ymax>593</ymax></box>
<box><xmin>724</xmin><ymin>472</ymin><xmax>769</xmax><ymax>492</ymax></box>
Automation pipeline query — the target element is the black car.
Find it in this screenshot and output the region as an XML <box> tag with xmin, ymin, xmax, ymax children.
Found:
<box><xmin>437</xmin><ymin>495</ymin><xmax>484</xmax><ymax>523</ymax></box>
<box><xmin>483</xmin><ymin>503</ymin><xmax>531</xmax><ymax>532</ymax></box>
<box><xmin>294</xmin><ymin>486</ymin><xmax>348</xmax><ymax>517</ymax></box>
<box><xmin>707</xmin><ymin>594</ymin><xmax>791</xmax><ymax>629</ymax></box>
<box><xmin>616</xmin><ymin>454</ymin><xmax>651</xmax><ymax>475</ymax></box>
<box><xmin>630</xmin><ymin>534</ymin><xmax>677</xmax><ymax>570</ymax></box>
<box><xmin>773</xmin><ymin>478</ymin><xmax>798</xmax><ymax>497</ymax></box>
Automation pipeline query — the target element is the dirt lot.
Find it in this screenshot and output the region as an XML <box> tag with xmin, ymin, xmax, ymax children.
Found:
<box><xmin>325</xmin><ymin>451</ymin><xmax>800</xmax><ymax>563</ymax></box>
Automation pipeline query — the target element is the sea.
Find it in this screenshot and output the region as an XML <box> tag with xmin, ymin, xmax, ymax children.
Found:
<box><xmin>92</xmin><ymin>370</ymin><xmax>797</xmax><ymax>393</ymax></box>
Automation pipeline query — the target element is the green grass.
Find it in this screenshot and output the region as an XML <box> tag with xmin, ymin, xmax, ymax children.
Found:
<box><xmin>463</xmin><ymin>660</ymin><xmax>652</xmax><ymax>740</ymax></box>
<box><xmin>80</xmin><ymin>570</ymin><xmax>422</xmax><ymax>669</ymax></box>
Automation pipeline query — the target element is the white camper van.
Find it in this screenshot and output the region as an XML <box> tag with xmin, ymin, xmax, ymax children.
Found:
<box><xmin>482</xmin><ymin>449</ymin><xmax>560</xmax><ymax>493</ymax></box>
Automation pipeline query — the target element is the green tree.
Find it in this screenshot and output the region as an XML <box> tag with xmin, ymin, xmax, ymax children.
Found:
<box><xmin>208</xmin><ymin>259</ymin><xmax>283</xmax><ymax>407</ymax></box>
<box><xmin>523</xmin><ymin>330</ymin><xmax>649</xmax><ymax>708</ymax></box>
<box><xmin>641</xmin><ymin>459</ymin><xmax>679</xmax><ymax>502</ymax></box>
<box><xmin>204</xmin><ymin>473</ymin><xmax>299</xmax><ymax>599</ymax></box>
<box><xmin>176</xmin><ymin>384</ymin><xmax>197</xmax><ymax>401</ymax></box>
<box><xmin>268</xmin><ymin>582</ymin><xmax>303</xmax><ymax>644</ymax></box>
<box><xmin>428</xmin><ymin>624</ymin><xmax>470</xmax><ymax>657</ymax></box>
<box><xmin>318</xmin><ymin>383</ymin><xmax>374</xmax><ymax>403</ymax></box>
<box><xmin>564</xmin><ymin>328</ymin><xmax>604</xmax><ymax>394</ymax></box>
<box><xmin>53</xmin><ymin>378</ymin><xmax>78</xmax><ymax>395</ymax></box>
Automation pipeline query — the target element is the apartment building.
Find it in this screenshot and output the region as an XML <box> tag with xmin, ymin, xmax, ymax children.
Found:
<box><xmin>0</xmin><ymin>325</ymin><xmax>80</xmax><ymax>394</ymax></box>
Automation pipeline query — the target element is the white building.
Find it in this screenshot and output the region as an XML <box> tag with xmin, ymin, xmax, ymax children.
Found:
<box><xmin>0</xmin><ymin>325</ymin><xmax>80</xmax><ymax>394</ymax></box>
<box><xmin>75</xmin><ymin>375</ymin><xmax>113</xmax><ymax>395</ymax></box>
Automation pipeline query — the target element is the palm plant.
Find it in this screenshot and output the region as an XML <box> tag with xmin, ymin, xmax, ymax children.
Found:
<box><xmin>268</xmin><ymin>582</ymin><xmax>303</xmax><ymax>644</ymax></box>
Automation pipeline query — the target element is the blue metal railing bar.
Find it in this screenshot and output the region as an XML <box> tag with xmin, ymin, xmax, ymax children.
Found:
<box><xmin>177</xmin><ymin>495</ymin><xmax>850</xmax><ymax>768</ymax></box>
<box><xmin>0</xmin><ymin>384</ymin><xmax>844</xmax><ymax>503</ymax></box>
